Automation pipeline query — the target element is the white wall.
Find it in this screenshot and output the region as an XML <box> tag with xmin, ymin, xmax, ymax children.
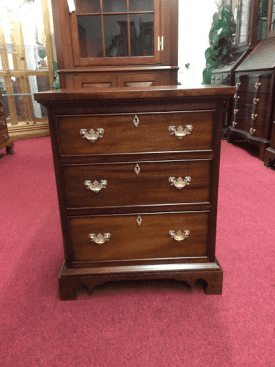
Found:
<box><xmin>178</xmin><ymin>0</ymin><xmax>217</xmax><ymax>86</ymax></box>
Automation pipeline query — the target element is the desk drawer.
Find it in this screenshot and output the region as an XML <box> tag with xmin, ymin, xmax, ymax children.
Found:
<box><xmin>63</xmin><ymin>159</ymin><xmax>211</xmax><ymax>209</ymax></box>
<box><xmin>57</xmin><ymin>110</ymin><xmax>214</xmax><ymax>156</ymax></box>
<box><xmin>69</xmin><ymin>211</ymin><xmax>209</xmax><ymax>262</ymax></box>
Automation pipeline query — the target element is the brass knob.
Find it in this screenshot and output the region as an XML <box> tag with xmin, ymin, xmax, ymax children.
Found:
<box><xmin>169</xmin><ymin>176</ymin><xmax>191</xmax><ymax>189</ymax></box>
<box><xmin>80</xmin><ymin>128</ymin><xmax>104</xmax><ymax>143</ymax></box>
<box><xmin>89</xmin><ymin>233</ymin><xmax>111</xmax><ymax>245</ymax></box>
<box><xmin>234</xmin><ymin>94</ymin><xmax>240</xmax><ymax>101</ymax></box>
<box><xmin>236</xmin><ymin>82</ymin><xmax>241</xmax><ymax>89</ymax></box>
<box><xmin>255</xmin><ymin>82</ymin><xmax>261</xmax><ymax>89</ymax></box>
<box><xmin>232</xmin><ymin>121</ymin><xmax>237</xmax><ymax>127</ymax></box>
<box><xmin>234</xmin><ymin>109</ymin><xmax>238</xmax><ymax>114</ymax></box>
<box><xmin>250</xmin><ymin>128</ymin><xmax>256</xmax><ymax>135</ymax></box>
<box><xmin>253</xmin><ymin>98</ymin><xmax>259</xmax><ymax>105</ymax></box>
<box><xmin>169</xmin><ymin>230</ymin><xmax>190</xmax><ymax>242</ymax></box>
<box><xmin>168</xmin><ymin>125</ymin><xmax>193</xmax><ymax>139</ymax></box>
<box><xmin>84</xmin><ymin>180</ymin><xmax>107</xmax><ymax>193</ymax></box>
<box><xmin>251</xmin><ymin>114</ymin><xmax>257</xmax><ymax>121</ymax></box>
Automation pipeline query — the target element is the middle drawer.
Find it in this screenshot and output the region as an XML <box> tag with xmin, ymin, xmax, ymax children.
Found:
<box><xmin>63</xmin><ymin>159</ymin><xmax>211</xmax><ymax>209</ymax></box>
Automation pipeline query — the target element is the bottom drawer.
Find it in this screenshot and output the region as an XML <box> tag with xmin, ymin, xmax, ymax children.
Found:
<box><xmin>68</xmin><ymin>211</ymin><xmax>209</xmax><ymax>262</ymax></box>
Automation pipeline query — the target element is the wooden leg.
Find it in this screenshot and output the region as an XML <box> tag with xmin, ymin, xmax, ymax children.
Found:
<box><xmin>6</xmin><ymin>142</ymin><xmax>14</xmax><ymax>155</ymax></box>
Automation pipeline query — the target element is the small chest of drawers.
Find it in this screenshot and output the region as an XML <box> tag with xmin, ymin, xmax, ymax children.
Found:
<box><xmin>35</xmin><ymin>85</ymin><xmax>235</xmax><ymax>300</ymax></box>
<box><xmin>0</xmin><ymin>90</ymin><xmax>14</xmax><ymax>156</ymax></box>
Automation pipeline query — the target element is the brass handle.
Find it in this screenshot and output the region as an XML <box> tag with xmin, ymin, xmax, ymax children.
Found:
<box><xmin>234</xmin><ymin>109</ymin><xmax>238</xmax><ymax>114</ymax></box>
<box><xmin>234</xmin><ymin>94</ymin><xmax>240</xmax><ymax>101</ymax></box>
<box><xmin>250</xmin><ymin>128</ymin><xmax>256</xmax><ymax>135</ymax></box>
<box><xmin>169</xmin><ymin>230</ymin><xmax>190</xmax><ymax>242</ymax></box>
<box><xmin>80</xmin><ymin>128</ymin><xmax>104</xmax><ymax>143</ymax></box>
<box><xmin>168</xmin><ymin>125</ymin><xmax>193</xmax><ymax>139</ymax></box>
<box><xmin>251</xmin><ymin>113</ymin><xmax>257</xmax><ymax>121</ymax></box>
<box><xmin>233</xmin><ymin>121</ymin><xmax>237</xmax><ymax>127</ymax></box>
<box><xmin>89</xmin><ymin>233</ymin><xmax>111</xmax><ymax>245</ymax></box>
<box><xmin>0</xmin><ymin>119</ymin><xmax>5</xmax><ymax>126</ymax></box>
<box><xmin>253</xmin><ymin>98</ymin><xmax>259</xmax><ymax>105</ymax></box>
<box><xmin>255</xmin><ymin>82</ymin><xmax>261</xmax><ymax>89</ymax></box>
<box><xmin>169</xmin><ymin>176</ymin><xmax>191</xmax><ymax>189</ymax></box>
<box><xmin>85</xmin><ymin>179</ymin><xmax>107</xmax><ymax>193</ymax></box>
<box><xmin>236</xmin><ymin>82</ymin><xmax>241</xmax><ymax>89</ymax></box>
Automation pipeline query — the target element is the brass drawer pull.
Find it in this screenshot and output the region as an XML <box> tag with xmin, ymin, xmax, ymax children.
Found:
<box><xmin>84</xmin><ymin>179</ymin><xmax>107</xmax><ymax>193</ymax></box>
<box><xmin>169</xmin><ymin>230</ymin><xmax>190</xmax><ymax>242</ymax></box>
<box><xmin>169</xmin><ymin>176</ymin><xmax>191</xmax><ymax>189</ymax></box>
<box><xmin>2</xmin><ymin>133</ymin><xmax>8</xmax><ymax>140</ymax></box>
<box><xmin>234</xmin><ymin>109</ymin><xmax>238</xmax><ymax>114</ymax></box>
<box><xmin>232</xmin><ymin>121</ymin><xmax>237</xmax><ymax>127</ymax></box>
<box><xmin>80</xmin><ymin>128</ymin><xmax>104</xmax><ymax>143</ymax></box>
<box><xmin>250</xmin><ymin>128</ymin><xmax>256</xmax><ymax>135</ymax></box>
<box><xmin>89</xmin><ymin>233</ymin><xmax>111</xmax><ymax>245</ymax></box>
<box><xmin>255</xmin><ymin>82</ymin><xmax>261</xmax><ymax>89</ymax></box>
<box><xmin>236</xmin><ymin>82</ymin><xmax>241</xmax><ymax>89</ymax></box>
<box><xmin>253</xmin><ymin>98</ymin><xmax>259</xmax><ymax>105</ymax></box>
<box><xmin>168</xmin><ymin>125</ymin><xmax>193</xmax><ymax>139</ymax></box>
<box><xmin>234</xmin><ymin>94</ymin><xmax>240</xmax><ymax>101</ymax></box>
<box><xmin>251</xmin><ymin>113</ymin><xmax>257</xmax><ymax>121</ymax></box>
<box><xmin>0</xmin><ymin>119</ymin><xmax>5</xmax><ymax>126</ymax></box>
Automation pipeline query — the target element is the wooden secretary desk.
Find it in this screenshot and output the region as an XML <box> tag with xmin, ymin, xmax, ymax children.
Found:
<box><xmin>51</xmin><ymin>0</ymin><xmax>179</xmax><ymax>88</ymax></box>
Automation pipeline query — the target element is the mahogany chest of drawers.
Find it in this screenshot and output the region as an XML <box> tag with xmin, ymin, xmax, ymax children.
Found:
<box><xmin>0</xmin><ymin>90</ymin><xmax>14</xmax><ymax>156</ymax></box>
<box><xmin>35</xmin><ymin>85</ymin><xmax>235</xmax><ymax>300</ymax></box>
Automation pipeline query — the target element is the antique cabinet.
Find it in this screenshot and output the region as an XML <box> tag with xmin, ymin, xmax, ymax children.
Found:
<box><xmin>51</xmin><ymin>0</ymin><xmax>178</xmax><ymax>89</ymax></box>
<box><xmin>211</xmin><ymin>0</ymin><xmax>261</xmax><ymax>138</ymax></box>
<box><xmin>0</xmin><ymin>90</ymin><xmax>14</xmax><ymax>156</ymax></box>
<box><xmin>35</xmin><ymin>85</ymin><xmax>235</xmax><ymax>300</ymax></box>
<box><xmin>228</xmin><ymin>36</ymin><xmax>275</xmax><ymax>160</ymax></box>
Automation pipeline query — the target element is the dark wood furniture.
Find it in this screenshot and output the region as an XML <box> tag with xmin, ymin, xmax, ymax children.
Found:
<box><xmin>0</xmin><ymin>90</ymin><xmax>14</xmax><ymax>156</ymax></box>
<box><xmin>264</xmin><ymin>107</ymin><xmax>275</xmax><ymax>167</ymax></box>
<box><xmin>211</xmin><ymin>0</ymin><xmax>261</xmax><ymax>138</ymax></box>
<box><xmin>35</xmin><ymin>85</ymin><xmax>235</xmax><ymax>300</ymax></box>
<box><xmin>228</xmin><ymin>36</ymin><xmax>275</xmax><ymax>160</ymax></box>
<box><xmin>51</xmin><ymin>0</ymin><xmax>178</xmax><ymax>89</ymax></box>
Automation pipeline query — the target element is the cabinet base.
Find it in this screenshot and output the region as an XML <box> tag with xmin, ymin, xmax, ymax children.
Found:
<box><xmin>58</xmin><ymin>261</ymin><xmax>223</xmax><ymax>301</ymax></box>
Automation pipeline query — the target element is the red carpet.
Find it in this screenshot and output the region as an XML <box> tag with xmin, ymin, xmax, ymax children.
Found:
<box><xmin>0</xmin><ymin>137</ymin><xmax>274</xmax><ymax>367</ymax></box>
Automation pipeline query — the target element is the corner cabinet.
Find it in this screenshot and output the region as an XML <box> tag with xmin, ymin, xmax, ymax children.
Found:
<box><xmin>34</xmin><ymin>85</ymin><xmax>235</xmax><ymax>300</ymax></box>
<box><xmin>51</xmin><ymin>0</ymin><xmax>178</xmax><ymax>88</ymax></box>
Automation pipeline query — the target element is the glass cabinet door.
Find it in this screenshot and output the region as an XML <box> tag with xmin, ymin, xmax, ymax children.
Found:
<box><xmin>231</xmin><ymin>0</ymin><xmax>251</xmax><ymax>47</ymax></box>
<box><xmin>267</xmin><ymin>0</ymin><xmax>275</xmax><ymax>34</ymax></box>
<box><xmin>71</xmin><ymin>0</ymin><xmax>161</xmax><ymax>66</ymax></box>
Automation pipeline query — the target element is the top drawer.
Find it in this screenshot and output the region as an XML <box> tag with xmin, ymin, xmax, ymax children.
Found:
<box><xmin>56</xmin><ymin>110</ymin><xmax>214</xmax><ymax>156</ymax></box>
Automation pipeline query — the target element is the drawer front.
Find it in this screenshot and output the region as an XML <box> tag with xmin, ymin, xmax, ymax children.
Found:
<box><xmin>69</xmin><ymin>211</ymin><xmax>209</xmax><ymax>262</ymax></box>
<box><xmin>63</xmin><ymin>159</ymin><xmax>211</xmax><ymax>209</ymax></box>
<box><xmin>0</xmin><ymin>129</ymin><xmax>9</xmax><ymax>144</ymax></box>
<box><xmin>57</xmin><ymin>111</ymin><xmax>214</xmax><ymax>156</ymax></box>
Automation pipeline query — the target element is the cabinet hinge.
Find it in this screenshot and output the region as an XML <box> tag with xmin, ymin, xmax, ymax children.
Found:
<box><xmin>158</xmin><ymin>36</ymin><xmax>164</xmax><ymax>51</ymax></box>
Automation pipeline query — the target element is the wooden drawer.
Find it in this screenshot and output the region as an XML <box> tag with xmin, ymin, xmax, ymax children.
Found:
<box><xmin>0</xmin><ymin>129</ymin><xmax>9</xmax><ymax>145</ymax></box>
<box><xmin>68</xmin><ymin>211</ymin><xmax>209</xmax><ymax>262</ymax></box>
<box><xmin>63</xmin><ymin>159</ymin><xmax>211</xmax><ymax>209</ymax></box>
<box><xmin>56</xmin><ymin>110</ymin><xmax>214</xmax><ymax>156</ymax></box>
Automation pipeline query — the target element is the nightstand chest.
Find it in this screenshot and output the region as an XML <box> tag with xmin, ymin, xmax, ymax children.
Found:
<box><xmin>35</xmin><ymin>85</ymin><xmax>235</xmax><ymax>300</ymax></box>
